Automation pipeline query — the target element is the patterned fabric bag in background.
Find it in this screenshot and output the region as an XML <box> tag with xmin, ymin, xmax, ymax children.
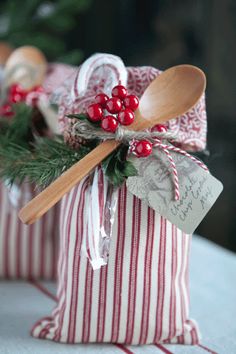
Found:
<box><xmin>32</xmin><ymin>54</ymin><xmax>206</xmax><ymax>343</ymax></box>
<box><xmin>0</xmin><ymin>63</ymin><xmax>75</xmax><ymax>279</ymax></box>
<box><xmin>0</xmin><ymin>181</ymin><xmax>59</xmax><ymax>279</ymax></box>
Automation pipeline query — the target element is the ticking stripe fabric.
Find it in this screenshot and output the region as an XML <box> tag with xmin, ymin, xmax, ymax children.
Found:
<box><xmin>0</xmin><ymin>63</ymin><xmax>76</xmax><ymax>280</ymax></box>
<box><xmin>32</xmin><ymin>169</ymin><xmax>200</xmax><ymax>344</ymax></box>
<box><xmin>0</xmin><ymin>182</ymin><xmax>59</xmax><ymax>279</ymax></box>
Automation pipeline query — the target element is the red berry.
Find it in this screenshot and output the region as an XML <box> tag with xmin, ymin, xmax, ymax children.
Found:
<box><xmin>101</xmin><ymin>115</ymin><xmax>118</xmax><ymax>133</ymax></box>
<box><xmin>151</xmin><ymin>124</ymin><xmax>167</xmax><ymax>133</ymax></box>
<box><xmin>123</xmin><ymin>94</ymin><xmax>139</xmax><ymax>111</ymax></box>
<box><xmin>8</xmin><ymin>84</ymin><xmax>26</xmax><ymax>103</ymax></box>
<box><xmin>0</xmin><ymin>103</ymin><xmax>14</xmax><ymax>117</ymax></box>
<box><xmin>117</xmin><ymin>108</ymin><xmax>134</xmax><ymax>126</ymax></box>
<box><xmin>135</xmin><ymin>140</ymin><xmax>152</xmax><ymax>157</ymax></box>
<box><xmin>9</xmin><ymin>91</ymin><xmax>26</xmax><ymax>103</ymax></box>
<box><xmin>95</xmin><ymin>93</ymin><xmax>109</xmax><ymax>107</ymax></box>
<box><xmin>87</xmin><ymin>103</ymin><xmax>103</xmax><ymax>122</ymax></box>
<box><xmin>9</xmin><ymin>84</ymin><xmax>23</xmax><ymax>94</ymax></box>
<box><xmin>106</xmin><ymin>97</ymin><xmax>122</xmax><ymax>114</ymax></box>
<box><xmin>112</xmin><ymin>85</ymin><xmax>127</xmax><ymax>99</ymax></box>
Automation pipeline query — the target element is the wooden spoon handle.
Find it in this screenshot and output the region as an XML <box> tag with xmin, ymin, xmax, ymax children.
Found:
<box><xmin>19</xmin><ymin>139</ymin><xmax>120</xmax><ymax>224</ymax></box>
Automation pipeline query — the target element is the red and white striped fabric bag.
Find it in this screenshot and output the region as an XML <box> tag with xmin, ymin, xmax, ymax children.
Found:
<box><xmin>0</xmin><ymin>63</ymin><xmax>75</xmax><ymax>279</ymax></box>
<box><xmin>32</xmin><ymin>54</ymin><xmax>206</xmax><ymax>344</ymax></box>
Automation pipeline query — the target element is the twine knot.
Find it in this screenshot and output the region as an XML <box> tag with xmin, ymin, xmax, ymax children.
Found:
<box><xmin>72</xmin><ymin>120</ymin><xmax>177</xmax><ymax>143</ymax></box>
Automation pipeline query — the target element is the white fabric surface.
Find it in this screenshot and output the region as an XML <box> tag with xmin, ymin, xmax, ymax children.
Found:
<box><xmin>0</xmin><ymin>235</ymin><xmax>235</xmax><ymax>354</ymax></box>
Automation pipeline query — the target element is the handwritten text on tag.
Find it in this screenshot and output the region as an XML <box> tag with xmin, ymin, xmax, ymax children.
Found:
<box><xmin>126</xmin><ymin>149</ymin><xmax>223</xmax><ymax>234</ymax></box>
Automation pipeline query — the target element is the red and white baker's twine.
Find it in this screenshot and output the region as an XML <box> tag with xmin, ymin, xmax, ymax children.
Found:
<box><xmin>131</xmin><ymin>138</ymin><xmax>209</xmax><ymax>201</ymax></box>
<box><xmin>154</xmin><ymin>140</ymin><xmax>208</xmax><ymax>200</ymax></box>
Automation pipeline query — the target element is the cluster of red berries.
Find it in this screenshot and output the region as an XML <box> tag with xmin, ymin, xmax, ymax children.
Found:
<box><xmin>0</xmin><ymin>83</ymin><xmax>43</xmax><ymax>118</ymax></box>
<box><xmin>86</xmin><ymin>84</ymin><xmax>167</xmax><ymax>158</ymax></box>
<box><xmin>86</xmin><ymin>85</ymin><xmax>139</xmax><ymax>133</ymax></box>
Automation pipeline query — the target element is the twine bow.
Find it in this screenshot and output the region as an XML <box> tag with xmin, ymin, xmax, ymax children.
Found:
<box><xmin>72</xmin><ymin>120</ymin><xmax>209</xmax><ymax>201</ymax></box>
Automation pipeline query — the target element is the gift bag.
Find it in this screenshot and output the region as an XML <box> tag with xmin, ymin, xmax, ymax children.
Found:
<box><xmin>32</xmin><ymin>53</ymin><xmax>206</xmax><ymax>343</ymax></box>
<box><xmin>0</xmin><ymin>63</ymin><xmax>75</xmax><ymax>279</ymax></box>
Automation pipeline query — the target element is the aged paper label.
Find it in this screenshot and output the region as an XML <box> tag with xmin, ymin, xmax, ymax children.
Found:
<box><xmin>126</xmin><ymin>148</ymin><xmax>223</xmax><ymax>234</ymax></box>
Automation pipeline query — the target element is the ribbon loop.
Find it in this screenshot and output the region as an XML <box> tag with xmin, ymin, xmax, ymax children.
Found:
<box><xmin>151</xmin><ymin>139</ymin><xmax>209</xmax><ymax>200</ymax></box>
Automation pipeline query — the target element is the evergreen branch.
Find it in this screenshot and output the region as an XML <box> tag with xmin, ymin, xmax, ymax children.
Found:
<box><xmin>1</xmin><ymin>103</ymin><xmax>34</xmax><ymax>147</ymax></box>
<box><xmin>0</xmin><ymin>105</ymin><xmax>138</xmax><ymax>188</ymax></box>
<box><xmin>0</xmin><ymin>137</ymin><xmax>92</xmax><ymax>188</ymax></box>
<box><xmin>0</xmin><ymin>136</ymin><xmax>138</xmax><ymax>188</ymax></box>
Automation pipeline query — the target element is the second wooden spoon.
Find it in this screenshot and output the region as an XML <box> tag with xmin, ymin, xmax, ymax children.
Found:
<box><xmin>19</xmin><ymin>64</ymin><xmax>206</xmax><ymax>224</ymax></box>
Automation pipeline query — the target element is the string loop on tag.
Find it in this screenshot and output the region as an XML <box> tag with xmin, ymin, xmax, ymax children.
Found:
<box><xmin>144</xmin><ymin>139</ymin><xmax>208</xmax><ymax>200</ymax></box>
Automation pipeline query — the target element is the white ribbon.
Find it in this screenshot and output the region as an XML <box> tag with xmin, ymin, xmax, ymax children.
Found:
<box><xmin>72</xmin><ymin>53</ymin><xmax>128</xmax><ymax>269</ymax></box>
<box><xmin>4</xmin><ymin>180</ymin><xmax>22</xmax><ymax>208</ymax></box>
<box><xmin>81</xmin><ymin>168</ymin><xmax>117</xmax><ymax>270</ymax></box>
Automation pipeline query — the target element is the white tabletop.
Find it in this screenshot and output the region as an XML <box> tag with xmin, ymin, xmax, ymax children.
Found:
<box><xmin>0</xmin><ymin>235</ymin><xmax>235</xmax><ymax>354</ymax></box>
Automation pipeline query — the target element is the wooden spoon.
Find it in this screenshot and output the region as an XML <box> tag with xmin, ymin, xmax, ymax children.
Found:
<box><xmin>19</xmin><ymin>64</ymin><xmax>206</xmax><ymax>225</ymax></box>
<box><xmin>4</xmin><ymin>45</ymin><xmax>59</xmax><ymax>134</ymax></box>
<box><xmin>5</xmin><ymin>45</ymin><xmax>47</xmax><ymax>89</ymax></box>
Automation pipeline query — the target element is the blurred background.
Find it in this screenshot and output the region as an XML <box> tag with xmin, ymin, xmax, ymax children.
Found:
<box><xmin>0</xmin><ymin>0</ymin><xmax>235</xmax><ymax>251</ymax></box>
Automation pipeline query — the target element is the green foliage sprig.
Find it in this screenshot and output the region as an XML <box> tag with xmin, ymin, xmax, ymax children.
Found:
<box><xmin>0</xmin><ymin>137</ymin><xmax>91</xmax><ymax>187</ymax></box>
<box><xmin>0</xmin><ymin>103</ymin><xmax>33</xmax><ymax>147</ymax></box>
<box><xmin>0</xmin><ymin>109</ymin><xmax>138</xmax><ymax>188</ymax></box>
<box><xmin>102</xmin><ymin>146</ymin><xmax>137</xmax><ymax>187</ymax></box>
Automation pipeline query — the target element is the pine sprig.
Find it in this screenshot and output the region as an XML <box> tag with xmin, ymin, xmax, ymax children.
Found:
<box><xmin>0</xmin><ymin>108</ymin><xmax>138</xmax><ymax>188</ymax></box>
<box><xmin>0</xmin><ymin>137</ymin><xmax>92</xmax><ymax>188</ymax></box>
<box><xmin>24</xmin><ymin>137</ymin><xmax>92</xmax><ymax>187</ymax></box>
<box><xmin>0</xmin><ymin>103</ymin><xmax>34</xmax><ymax>147</ymax></box>
<box><xmin>0</xmin><ymin>136</ymin><xmax>138</xmax><ymax>188</ymax></box>
<box><xmin>0</xmin><ymin>143</ymin><xmax>32</xmax><ymax>185</ymax></box>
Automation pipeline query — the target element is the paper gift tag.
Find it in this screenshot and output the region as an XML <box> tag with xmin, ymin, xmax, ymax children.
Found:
<box><xmin>126</xmin><ymin>148</ymin><xmax>223</xmax><ymax>234</ymax></box>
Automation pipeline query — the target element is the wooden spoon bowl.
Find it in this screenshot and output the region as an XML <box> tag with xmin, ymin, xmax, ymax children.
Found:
<box><xmin>5</xmin><ymin>45</ymin><xmax>47</xmax><ymax>89</ymax></box>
